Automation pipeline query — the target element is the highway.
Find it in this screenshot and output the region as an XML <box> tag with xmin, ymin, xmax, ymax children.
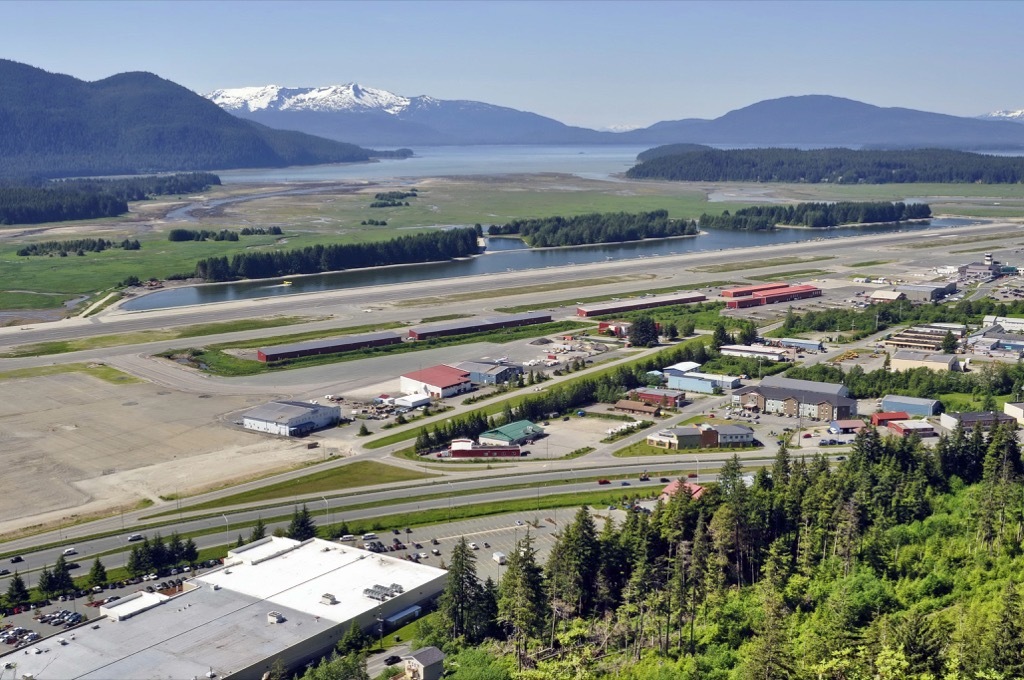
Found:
<box><xmin>0</xmin><ymin>215</ymin><xmax>1012</xmax><ymax>590</ymax></box>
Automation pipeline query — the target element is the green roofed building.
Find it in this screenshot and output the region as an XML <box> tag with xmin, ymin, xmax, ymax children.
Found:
<box><xmin>478</xmin><ymin>419</ymin><xmax>545</xmax><ymax>446</ymax></box>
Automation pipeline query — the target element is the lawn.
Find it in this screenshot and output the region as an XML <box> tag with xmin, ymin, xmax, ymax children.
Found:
<box><xmin>691</xmin><ymin>255</ymin><xmax>834</xmax><ymax>273</ymax></box>
<box><xmin>613</xmin><ymin>441</ymin><xmax>747</xmax><ymax>458</ymax></box>
<box><xmin>0</xmin><ymin>362</ymin><xmax>142</xmax><ymax>384</ymax></box>
<box><xmin>163</xmin><ymin>461</ymin><xmax>437</xmax><ymax>513</ymax></box>
<box><xmin>0</xmin><ymin>316</ymin><xmax>317</xmax><ymax>358</ymax></box>
<box><xmin>747</xmin><ymin>268</ymin><xmax>832</xmax><ymax>281</ymax></box>
<box><xmin>937</xmin><ymin>392</ymin><xmax>1015</xmax><ymax>412</ymax></box>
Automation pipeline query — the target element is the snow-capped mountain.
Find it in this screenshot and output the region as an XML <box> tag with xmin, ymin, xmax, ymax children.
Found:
<box><xmin>204</xmin><ymin>83</ymin><xmax>609</xmax><ymax>146</ymax></box>
<box><xmin>979</xmin><ymin>109</ymin><xmax>1024</xmax><ymax>124</ymax></box>
<box><xmin>207</xmin><ymin>83</ymin><xmax>419</xmax><ymax>115</ymax></box>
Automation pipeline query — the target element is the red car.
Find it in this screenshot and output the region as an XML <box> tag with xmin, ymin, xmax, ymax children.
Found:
<box><xmin>597</xmin><ymin>479</ymin><xmax>611</xmax><ymax>485</ymax></box>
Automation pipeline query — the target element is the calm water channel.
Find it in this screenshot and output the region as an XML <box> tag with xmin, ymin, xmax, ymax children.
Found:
<box><xmin>122</xmin><ymin>146</ymin><xmax>982</xmax><ymax>311</ymax></box>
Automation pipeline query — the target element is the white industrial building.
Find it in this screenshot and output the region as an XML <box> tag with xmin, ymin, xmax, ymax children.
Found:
<box><xmin>718</xmin><ymin>344</ymin><xmax>791</xmax><ymax>362</ymax></box>
<box><xmin>0</xmin><ymin>537</ymin><xmax>447</xmax><ymax>679</ymax></box>
<box><xmin>242</xmin><ymin>400</ymin><xmax>341</xmax><ymax>436</ymax></box>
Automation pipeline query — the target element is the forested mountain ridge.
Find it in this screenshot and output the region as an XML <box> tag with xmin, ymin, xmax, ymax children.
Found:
<box><xmin>627</xmin><ymin>147</ymin><xmax>1024</xmax><ymax>183</ymax></box>
<box><xmin>0</xmin><ymin>60</ymin><xmax>377</xmax><ymax>178</ymax></box>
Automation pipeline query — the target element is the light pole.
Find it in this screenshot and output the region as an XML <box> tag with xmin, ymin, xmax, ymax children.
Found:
<box><xmin>322</xmin><ymin>496</ymin><xmax>330</xmax><ymax>531</ymax></box>
<box><xmin>447</xmin><ymin>482</ymin><xmax>453</xmax><ymax>523</ymax></box>
<box><xmin>222</xmin><ymin>514</ymin><xmax>230</xmax><ymax>548</ymax></box>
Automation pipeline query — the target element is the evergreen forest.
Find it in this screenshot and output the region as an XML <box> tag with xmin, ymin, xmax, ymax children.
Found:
<box><xmin>487</xmin><ymin>210</ymin><xmax>698</xmax><ymax>247</ymax></box>
<box><xmin>626</xmin><ymin>147</ymin><xmax>1024</xmax><ymax>184</ymax></box>
<box><xmin>699</xmin><ymin>202</ymin><xmax>932</xmax><ymax>231</ymax></box>
<box><xmin>0</xmin><ymin>172</ymin><xmax>220</xmax><ymax>225</ymax></box>
<box><xmin>306</xmin><ymin>423</ymin><xmax>1024</xmax><ymax>680</ymax></box>
<box><xmin>192</xmin><ymin>227</ymin><xmax>480</xmax><ymax>281</ymax></box>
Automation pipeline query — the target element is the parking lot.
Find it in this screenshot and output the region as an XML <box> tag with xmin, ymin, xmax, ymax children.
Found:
<box><xmin>368</xmin><ymin>504</ymin><xmax>628</xmax><ymax>582</ymax></box>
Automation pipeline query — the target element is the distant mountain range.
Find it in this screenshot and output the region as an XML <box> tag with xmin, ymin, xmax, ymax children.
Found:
<box><xmin>210</xmin><ymin>84</ymin><xmax>1024</xmax><ymax>150</ymax></box>
<box><xmin>206</xmin><ymin>83</ymin><xmax>604</xmax><ymax>146</ymax></box>
<box><xmin>979</xmin><ymin>110</ymin><xmax>1024</xmax><ymax>124</ymax></box>
<box><xmin>3</xmin><ymin>56</ymin><xmax>1024</xmax><ymax>180</ymax></box>
<box><xmin>0</xmin><ymin>60</ymin><xmax>382</xmax><ymax>178</ymax></box>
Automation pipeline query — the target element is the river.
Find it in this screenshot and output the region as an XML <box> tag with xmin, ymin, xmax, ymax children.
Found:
<box><xmin>121</xmin><ymin>218</ymin><xmax>978</xmax><ymax>311</ymax></box>
<box><xmin>121</xmin><ymin>146</ymin><xmax>985</xmax><ymax>310</ymax></box>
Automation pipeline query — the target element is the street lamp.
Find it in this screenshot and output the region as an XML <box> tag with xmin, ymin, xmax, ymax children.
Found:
<box><xmin>222</xmin><ymin>514</ymin><xmax>230</xmax><ymax>547</ymax></box>
<box><xmin>322</xmin><ymin>496</ymin><xmax>330</xmax><ymax>530</ymax></box>
<box><xmin>447</xmin><ymin>482</ymin><xmax>453</xmax><ymax>523</ymax></box>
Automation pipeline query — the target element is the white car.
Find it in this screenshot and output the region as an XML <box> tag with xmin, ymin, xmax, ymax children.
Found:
<box><xmin>62</xmin><ymin>548</ymin><xmax>77</xmax><ymax>556</ymax></box>
<box><xmin>468</xmin><ymin>542</ymin><xmax>479</xmax><ymax>550</ymax></box>
<box><xmin>418</xmin><ymin>552</ymin><xmax>429</xmax><ymax>559</ymax></box>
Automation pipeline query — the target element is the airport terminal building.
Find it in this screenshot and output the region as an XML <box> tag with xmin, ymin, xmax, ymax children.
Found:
<box><xmin>1</xmin><ymin>537</ymin><xmax>447</xmax><ymax>679</ymax></box>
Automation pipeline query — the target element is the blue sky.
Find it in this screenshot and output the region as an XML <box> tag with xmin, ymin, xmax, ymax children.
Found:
<box><xmin>2</xmin><ymin>0</ymin><xmax>1020</xmax><ymax>129</ymax></box>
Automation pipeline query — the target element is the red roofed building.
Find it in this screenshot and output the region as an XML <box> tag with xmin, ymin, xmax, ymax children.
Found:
<box><xmin>400</xmin><ymin>365</ymin><xmax>472</xmax><ymax>399</ymax></box>
<box><xmin>658</xmin><ymin>479</ymin><xmax>705</xmax><ymax>503</ymax></box>
<box><xmin>871</xmin><ymin>411</ymin><xmax>910</xmax><ymax>426</ymax></box>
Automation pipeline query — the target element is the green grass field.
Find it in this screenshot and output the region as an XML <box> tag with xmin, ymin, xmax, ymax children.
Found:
<box><xmin>692</xmin><ymin>255</ymin><xmax>834</xmax><ymax>273</ymax></box>
<box><xmin>0</xmin><ymin>316</ymin><xmax>318</xmax><ymax>358</ymax></box>
<box><xmin>0</xmin><ymin>362</ymin><xmax>142</xmax><ymax>384</ymax></box>
<box><xmin>164</xmin><ymin>461</ymin><xmax>436</xmax><ymax>513</ymax></box>
<box><xmin>6</xmin><ymin>178</ymin><xmax>1023</xmax><ymax>307</ymax></box>
<box><xmin>747</xmin><ymin>268</ymin><xmax>832</xmax><ymax>281</ymax></box>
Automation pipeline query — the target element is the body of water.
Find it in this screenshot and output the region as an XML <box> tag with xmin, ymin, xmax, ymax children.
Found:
<box><xmin>121</xmin><ymin>218</ymin><xmax>979</xmax><ymax>311</ymax></box>
<box><xmin>217</xmin><ymin>145</ymin><xmax>651</xmax><ymax>184</ymax></box>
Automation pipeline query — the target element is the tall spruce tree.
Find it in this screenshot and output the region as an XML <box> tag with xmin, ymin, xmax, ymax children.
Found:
<box><xmin>499</xmin><ymin>531</ymin><xmax>548</xmax><ymax>669</ymax></box>
<box><xmin>437</xmin><ymin>537</ymin><xmax>485</xmax><ymax>642</ymax></box>
<box><xmin>287</xmin><ymin>504</ymin><xmax>318</xmax><ymax>541</ymax></box>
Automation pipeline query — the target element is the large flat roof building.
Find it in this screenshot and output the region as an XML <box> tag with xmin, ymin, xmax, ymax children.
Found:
<box><xmin>576</xmin><ymin>292</ymin><xmax>706</xmax><ymax>317</ymax></box>
<box><xmin>0</xmin><ymin>537</ymin><xmax>447</xmax><ymax>680</ymax></box>
<box><xmin>243</xmin><ymin>401</ymin><xmax>341</xmax><ymax>436</ymax></box>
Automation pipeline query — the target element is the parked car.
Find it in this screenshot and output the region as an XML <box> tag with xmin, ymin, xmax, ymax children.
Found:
<box><xmin>431</xmin><ymin>538</ymin><xmax>439</xmax><ymax>545</ymax></box>
<box><xmin>469</xmin><ymin>542</ymin><xmax>479</xmax><ymax>550</ymax></box>
<box><xmin>431</xmin><ymin>549</ymin><xmax>441</xmax><ymax>556</ymax></box>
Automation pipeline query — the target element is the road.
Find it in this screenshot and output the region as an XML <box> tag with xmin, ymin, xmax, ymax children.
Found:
<box><xmin>0</xmin><ymin>219</ymin><xmax>1016</xmax><ymax>354</ymax></box>
<box><xmin>1</xmin><ymin>216</ymin><xmax>1008</xmax><ymax>587</ymax></box>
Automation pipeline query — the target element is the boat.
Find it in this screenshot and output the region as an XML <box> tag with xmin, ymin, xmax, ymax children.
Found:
<box><xmin>282</xmin><ymin>281</ymin><xmax>293</xmax><ymax>286</ymax></box>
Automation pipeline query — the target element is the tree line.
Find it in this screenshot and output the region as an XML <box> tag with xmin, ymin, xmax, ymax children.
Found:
<box><xmin>168</xmin><ymin>228</ymin><xmax>240</xmax><ymax>242</ymax></box>
<box><xmin>487</xmin><ymin>210</ymin><xmax>698</xmax><ymax>247</ymax></box>
<box><xmin>699</xmin><ymin>201</ymin><xmax>932</xmax><ymax>231</ymax></box>
<box><xmin>625</xmin><ymin>147</ymin><xmax>1024</xmax><ymax>183</ymax></box>
<box><xmin>192</xmin><ymin>227</ymin><xmax>479</xmax><ymax>281</ymax></box>
<box><xmin>17</xmin><ymin>237</ymin><xmax>140</xmax><ymax>256</ymax></box>
<box><xmin>370</xmin><ymin>189</ymin><xmax>418</xmax><ymax>207</ymax></box>
<box><xmin>0</xmin><ymin>173</ymin><xmax>220</xmax><ymax>225</ymax></box>
<box><xmin>125</xmin><ymin>532</ymin><xmax>199</xmax><ymax>577</ymax></box>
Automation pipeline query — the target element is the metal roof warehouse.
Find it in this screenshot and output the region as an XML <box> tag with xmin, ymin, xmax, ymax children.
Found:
<box><xmin>0</xmin><ymin>537</ymin><xmax>447</xmax><ymax>680</ymax></box>
<box><xmin>257</xmin><ymin>331</ymin><xmax>402</xmax><ymax>362</ymax></box>
<box><xmin>408</xmin><ymin>312</ymin><xmax>551</xmax><ymax>340</ymax></box>
<box><xmin>576</xmin><ymin>292</ymin><xmax>706</xmax><ymax>317</ymax></box>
